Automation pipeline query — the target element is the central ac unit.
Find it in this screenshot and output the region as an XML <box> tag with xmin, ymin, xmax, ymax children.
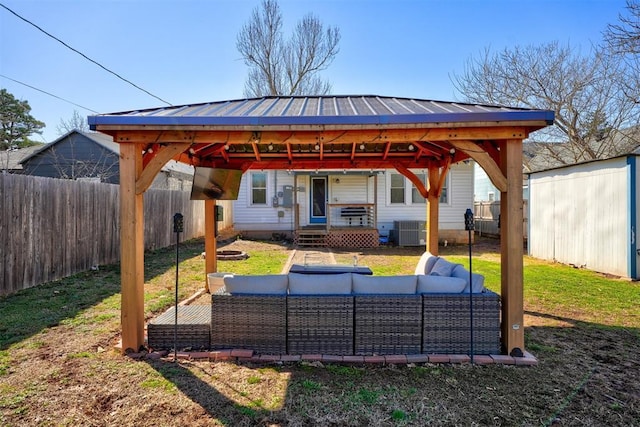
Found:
<box><xmin>394</xmin><ymin>220</ymin><xmax>426</xmax><ymax>246</ymax></box>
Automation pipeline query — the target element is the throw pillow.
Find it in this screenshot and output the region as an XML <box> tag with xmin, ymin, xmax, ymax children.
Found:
<box><xmin>429</xmin><ymin>258</ymin><xmax>456</xmax><ymax>277</ymax></box>
<box><xmin>451</xmin><ymin>265</ymin><xmax>486</xmax><ymax>293</ymax></box>
<box><xmin>414</xmin><ymin>252</ymin><xmax>439</xmax><ymax>275</ymax></box>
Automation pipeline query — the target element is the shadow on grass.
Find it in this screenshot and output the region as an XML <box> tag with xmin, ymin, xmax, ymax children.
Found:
<box><xmin>143</xmin><ymin>313</ymin><xmax>640</xmax><ymax>426</ymax></box>
<box><xmin>0</xmin><ymin>239</ymin><xmax>205</xmax><ymax>351</ymax></box>
<box><xmin>146</xmin><ymin>359</ymin><xmax>286</xmax><ymax>425</ymax></box>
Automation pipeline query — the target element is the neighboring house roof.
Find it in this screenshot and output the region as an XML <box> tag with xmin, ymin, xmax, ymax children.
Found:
<box><xmin>526</xmin><ymin>147</ymin><xmax>640</xmax><ymax>175</ymax></box>
<box><xmin>89</xmin><ymin>95</ymin><xmax>555</xmax><ymax>128</ymax></box>
<box><xmin>0</xmin><ymin>145</ymin><xmax>44</xmax><ymax>171</ymax></box>
<box><xmin>524</xmin><ymin>126</ymin><xmax>640</xmax><ymax>173</ymax></box>
<box><xmin>20</xmin><ymin>129</ymin><xmax>193</xmax><ymax>176</ymax></box>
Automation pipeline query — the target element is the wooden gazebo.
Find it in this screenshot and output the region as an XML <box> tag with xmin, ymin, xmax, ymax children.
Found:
<box><xmin>88</xmin><ymin>95</ymin><xmax>554</xmax><ymax>356</ymax></box>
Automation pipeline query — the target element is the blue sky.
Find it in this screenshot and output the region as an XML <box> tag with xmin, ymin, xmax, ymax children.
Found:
<box><xmin>0</xmin><ymin>0</ymin><xmax>628</xmax><ymax>143</ymax></box>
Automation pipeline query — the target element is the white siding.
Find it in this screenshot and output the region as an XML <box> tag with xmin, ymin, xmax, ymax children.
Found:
<box><xmin>232</xmin><ymin>171</ymin><xmax>296</xmax><ymax>231</ymax></box>
<box><xmin>232</xmin><ymin>164</ymin><xmax>474</xmax><ymax>235</ymax></box>
<box><xmin>376</xmin><ymin>163</ymin><xmax>473</xmax><ymax>234</ymax></box>
<box><xmin>529</xmin><ymin>158</ymin><xmax>629</xmax><ymax>277</ymax></box>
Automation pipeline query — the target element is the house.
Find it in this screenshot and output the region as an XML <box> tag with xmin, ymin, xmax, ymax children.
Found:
<box><xmin>528</xmin><ymin>151</ymin><xmax>640</xmax><ymax>279</ymax></box>
<box><xmin>19</xmin><ymin>130</ymin><xmax>194</xmax><ymax>190</ymax></box>
<box><xmin>233</xmin><ymin>162</ymin><xmax>474</xmax><ymax>247</ymax></box>
<box><xmin>0</xmin><ymin>145</ymin><xmax>44</xmax><ymax>174</ymax></box>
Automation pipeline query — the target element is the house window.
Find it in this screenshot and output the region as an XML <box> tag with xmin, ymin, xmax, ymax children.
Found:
<box><xmin>390</xmin><ymin>173</ymin><xmax>405</xmax><ymax>204</ymax></box>
<box><xmin>439</xmin><ymin>175</ymin><xmax>449</xmax><ymax>204</ymax></box>
<box><xmin>251</xmin><ymin>172</ymin><xmax>267</xmax><ymax>205</ymax></box>
<box><xmin>402</xmin><ymin>170</ymin><xmax>449</xmax><ymax>205</ymax></box>
<box><xmin>411</xmin><ymin>173</ymin><xmax>427</xmax><ymax>204</ymax></box>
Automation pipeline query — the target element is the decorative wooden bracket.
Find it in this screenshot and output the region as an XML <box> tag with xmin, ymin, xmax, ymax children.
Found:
<box><xmin>449</xmin><ymin>140</ymin><xmax>507</xmax><ymax>192</ymax></box>
<box><xmin>425</xmin><ymin>157</ymin><xmax>452</xmax><ymax>198</ymax></box>
<box><xmin>136</xmin><ymin>143</ymin><xmax>190</xmax><ymax>194</ymax></box>
<box><xmin>393</xmin><ymin>163</ymin><xmax>429</xmax><ymax>199</ymax></box>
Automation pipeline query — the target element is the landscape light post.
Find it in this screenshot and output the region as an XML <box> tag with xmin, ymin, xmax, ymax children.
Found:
<box><xmin>464</xmin><ymin>208</ymin><xmax>475</xmax><ymax>363</ymax></box>
<box><xmin>173</xmin><ymin>213</ymin><xmax>184</xmax><ymax>362</ymax></box>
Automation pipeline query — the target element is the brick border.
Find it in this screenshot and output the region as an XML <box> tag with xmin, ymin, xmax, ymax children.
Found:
<box><xmin>133</xmin><ymin>348</ymin><xmax>537</xmax><ymax>366</ymax></box>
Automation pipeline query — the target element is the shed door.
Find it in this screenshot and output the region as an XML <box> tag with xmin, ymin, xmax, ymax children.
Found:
<box><xmin>310</xmin><ymin>176</ymin><xmax>327</xmax><ymax>224</ymax></box>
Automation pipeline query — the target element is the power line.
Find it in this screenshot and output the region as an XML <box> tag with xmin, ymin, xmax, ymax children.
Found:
<box><xmin>0</xmin><ymin>73</ymin><xmax>100</xmax><ymax>114</ymax></box>
<box><xmin>0</xmin><ymin>2</ymin><xmax>173</xmax><ymax>106</ymax></box>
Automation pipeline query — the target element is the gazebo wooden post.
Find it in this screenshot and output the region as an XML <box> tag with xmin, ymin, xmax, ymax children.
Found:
<box><xmin>426</xmin><ymin>167</ymin><xmax>441</xmax><ymax>255</ymax></box>
<box><xmin>204</xmin><ymin>199</ymin><xmax>217</xmax><ymax>292</ymax></box>
<box><xmin>499</xmin><ymin>139</ymin><xmax>525</xmax><ymax>355</ymax></box>
<box><xmin>119</xmin><ymin>143</ymin><xmax>145</xmax><ymax>353</ymax></box>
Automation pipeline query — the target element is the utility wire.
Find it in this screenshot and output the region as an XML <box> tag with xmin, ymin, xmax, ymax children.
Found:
<box><xmin>0</xmin><ymin>2</ymin><xmax>173</xmax><ymax>106</ymax></box>
<box><xmin>0</xmin><ymin>73</ymin><xmax>100</xmax><ymax>114</ymax></box>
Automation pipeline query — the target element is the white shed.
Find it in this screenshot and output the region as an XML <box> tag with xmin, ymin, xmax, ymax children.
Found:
<box><xmin>528</xmin><ymin>154</ymin><xmax>639</xmax><ymax>279</ymax></box>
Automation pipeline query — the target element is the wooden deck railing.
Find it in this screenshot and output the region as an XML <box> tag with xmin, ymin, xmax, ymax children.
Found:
<box><xmin>327</xmin><ymin>203</ymin><xmax>375</xmax><ymax>229</ymax></box>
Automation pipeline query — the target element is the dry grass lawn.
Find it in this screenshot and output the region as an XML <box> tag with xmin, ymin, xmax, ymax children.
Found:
<box><xmin>1</xmin><ymin>237</ymin><xmax>638</xmax><ymax>426</ymax></box>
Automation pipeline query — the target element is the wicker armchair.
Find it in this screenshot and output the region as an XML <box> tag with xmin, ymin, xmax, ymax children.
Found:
<box><xmin>422</xmin><ymin>291</ymin><xmax>501</xmax><ymax>354</ymax></box>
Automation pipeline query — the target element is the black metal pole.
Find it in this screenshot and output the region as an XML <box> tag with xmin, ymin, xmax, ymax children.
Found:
<box><xmin>173</xmin><ymin>213</ymin><xmax>184</xmax><ymax>362</ymax></box>
<box><xmin>464</xmin><ymin>209</ymin><xmax>474</xmax><ymax>364</ymax></box>
<box><xmin>468</xmin><ymin>227</ymin><xmax>474</xmax><ymax>363</ymax></box>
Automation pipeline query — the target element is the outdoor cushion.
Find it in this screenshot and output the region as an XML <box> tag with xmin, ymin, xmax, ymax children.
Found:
<box><xmin>288</xmin><ymin>272</ymin><xmax>352</xmax><ymax>295</ymax></box>
<box><xmin>414</xmin><ymin>251</ymin><xmax>439</xmax><ymax>275</ymax></box>
<box><xmin>223</xmin><ymin>274</ymin><xmax>288</xmax><ymax>295</ymax></box>
<box><xmin>352</xmin><ymin>274</ymin><xmax>417</xmax><ymax>294</ymax></box>
<box><xmin>429</xmin><ymin>257</ymin><xmax>456</xmax><ymax>277</ymax></box>
<box><xmin>451</xmin><ymin>264</ymin><xmax>486</xmax><ymax>293</ymax></box>
<box><xmin>417</xmin><ymin>275</ymin><xmax>466</xmax><ymax>293</ymax></box>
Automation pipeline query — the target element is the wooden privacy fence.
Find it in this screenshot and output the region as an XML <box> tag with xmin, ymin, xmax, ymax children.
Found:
<box><xmin>0</xmin><ymin>174</ymin><xmax>213</xmax><ymax>296</ymax></box>
<box><xmin>473</xmin><ymin>200</ymin><xmax>528</xmax><ymax>239</ymax></box>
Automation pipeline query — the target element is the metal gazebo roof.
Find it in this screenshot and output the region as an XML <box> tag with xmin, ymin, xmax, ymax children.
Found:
<box><xmin>88</xmin><ymin>95</ymin><xmax>554</xmax><ymax>127</ymax></box>
<box><xmin>88</xmin><ymin>95</ymin><xmax>553</xmax><ymax>173</ymax></box>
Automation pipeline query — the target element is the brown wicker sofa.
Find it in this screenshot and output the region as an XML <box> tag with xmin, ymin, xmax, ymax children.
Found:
<box><xmin>206</xmin><ymin>253</ymin><xmax>501</xmax><ymax>356</ymax></box>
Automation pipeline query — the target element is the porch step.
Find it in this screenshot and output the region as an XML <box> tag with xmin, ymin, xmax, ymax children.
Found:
<box><xmin>295</xmin><ymin>230</ymin><xmax>327</xmax><ymax>247</ymax></box>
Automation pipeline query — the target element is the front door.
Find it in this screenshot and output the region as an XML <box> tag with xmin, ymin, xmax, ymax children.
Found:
<box><xmin>310</xmin><ymin>176</ymin><xmax>327</xmax><ymax>224</ymax></box>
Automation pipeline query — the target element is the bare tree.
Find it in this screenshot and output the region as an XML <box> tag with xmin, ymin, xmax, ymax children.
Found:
<box><xmin>236</xmin><ymin>0</ymin><xmax>340</xmax><ymax>97</ymax></box>
<box><xmin>56</xmin><ymin>110</ymin><xmax>89</xmax><ymax>136</ymax></box>
<box><xmin>452</xmin><ymin>42</ymin><xmax>640</xmax><ymax>170</ymax></box>
<box><xmin>606</xmin><ymin>0</ymin><xmax>640</xmax><ymax>54</ymax></box>
<box><xmin>605</xmin><ymin>0</ymin><xmax>640</xmax><ymax>107</ymax></box>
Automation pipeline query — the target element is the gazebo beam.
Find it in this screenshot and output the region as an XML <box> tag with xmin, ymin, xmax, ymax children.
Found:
<box><xmin>105</xmin><ymin>127</ymin><xmax>532</xmax><ymax>145</ymax></box>
<box><xmin>119</xmin><ymin>143</ymin><xmax>145</xmax><ymax>353</ymax></box>
<box><xmin>500</xmin><ymin>139</ymin><xmax>525</xmax><ymax>355</ymax></box>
